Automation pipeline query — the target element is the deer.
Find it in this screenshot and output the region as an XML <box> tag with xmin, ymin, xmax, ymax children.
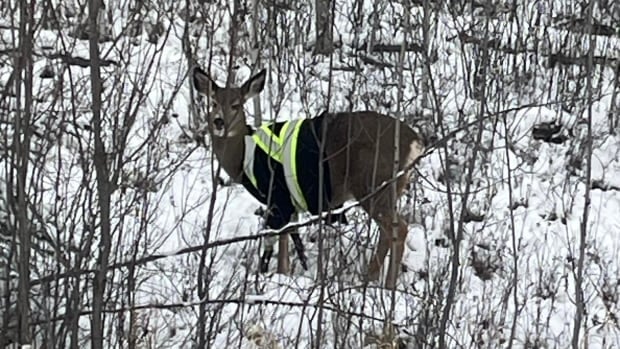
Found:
<box><xmin>191</xmin><ymin>66</ymin><xmax>428</xmax><ymax>289</ymax></box>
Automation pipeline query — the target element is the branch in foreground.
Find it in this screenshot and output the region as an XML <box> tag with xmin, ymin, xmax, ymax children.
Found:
<box><xmin>19</xmin><ymin>295</ymin><xmax>394</xmax><ymax>330</ymax></box>
<box><xmin>30</xmin><ymin>98</ymin><xmax>586</xmax><ymax>287</ymax></box>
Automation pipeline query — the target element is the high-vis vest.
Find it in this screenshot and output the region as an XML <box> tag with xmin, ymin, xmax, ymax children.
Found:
<box><xmin>245</xmin><ymin>119</ymin><xmax>308</xmax><ymax>211</ymax></box>
<box><xmin>240</xmin><ymin>116</ymin><xmax>333</xmax><ymax>229</ymax></box>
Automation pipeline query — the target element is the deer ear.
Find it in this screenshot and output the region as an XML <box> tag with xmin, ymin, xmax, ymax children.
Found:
<box><xmin>192</xmin><ymin>66</ymin><xmax>219</xmax><ymax>97</ymax></box>
<box><xmin>241</xmin><ymin>69</ymin><xmax>266</xmax><ymax>100</ymax></box>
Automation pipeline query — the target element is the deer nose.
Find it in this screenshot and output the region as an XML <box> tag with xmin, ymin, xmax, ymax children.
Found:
<box><xmin>213</xmin><ymin>118</ymin><xmax>225</xmax><ymax>130</ymax></box>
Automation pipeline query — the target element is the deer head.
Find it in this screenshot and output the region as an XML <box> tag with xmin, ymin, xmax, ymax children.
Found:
<box><xmin>192</xmin><ymin>67</ymin><xmax>266</xmax><ymax>137</ymax></box>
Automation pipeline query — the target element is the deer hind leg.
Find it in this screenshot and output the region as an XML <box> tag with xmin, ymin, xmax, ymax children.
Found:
<box><xmin>366</xmin><ymin>210</ymin><xmax>408</xmax><ymax>288</ymax></box>
<box><xmin>383</xmin><ymin>216</ymin><xmax>408</xmax><ymax>289</ymax></box>
<box><xmin>367</xmin><ymin>216</ymin><xmax>390</xmax><ymax>282</ymax></box>
<box><xmin>359</xmin><ymin>178</ymin><xmax>410</xmax><ymax>289</ymax></box>
<box><xmin>260</xmin><ymin>233</ymin><xmax>291</xmax><ymax>274</ymax></box>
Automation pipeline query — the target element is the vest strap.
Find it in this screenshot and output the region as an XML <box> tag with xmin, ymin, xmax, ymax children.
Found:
<box><xmin>281</xmin><ymin>120</ymin><xmax>308</xmax><ymax>211</ymax></box>
<box><xmin>243</xmin><ymin>135</ymin><xmax>258</xmax><ymax>188</ymax></box>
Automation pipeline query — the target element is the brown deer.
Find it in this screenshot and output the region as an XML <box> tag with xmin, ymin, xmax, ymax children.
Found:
<box><xmin>192</xmin><ymin>66</ymin><xmax>427</xmax><ymax>289</ymax></box>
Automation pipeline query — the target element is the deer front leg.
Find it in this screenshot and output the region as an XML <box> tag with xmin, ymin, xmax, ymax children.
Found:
<box><xmin>277</xmin><ymin>233</ymin><xmax>290</xmax><ymax>274</ymax></box>
<box><xmin>260</xmin><ymin>235</ymin><xmax>276</xmax><ymax>273</ymax></box>
<box><xmin>264</xmin><ymin>205</ymin><xmax>294</xmax><ymax>275</ymax></box>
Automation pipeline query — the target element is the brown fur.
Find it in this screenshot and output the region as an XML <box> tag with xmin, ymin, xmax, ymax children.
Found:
<box><xmin>323</xmin><ymin>112</ymin><xmax>423</xmax><ymax>287</ymax></box>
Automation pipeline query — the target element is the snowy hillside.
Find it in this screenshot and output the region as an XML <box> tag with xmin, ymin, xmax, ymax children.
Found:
<box><xmin>1</xmin><ymin>0</ymin><xmax>619</xmax><ymax>348</ymax></box>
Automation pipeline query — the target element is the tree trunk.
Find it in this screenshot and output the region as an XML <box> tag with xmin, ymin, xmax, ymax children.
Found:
<box><xmin>88</xmin><ymin>0</ymin><xmax>112</xmax><ymax>348</ymax></box>
<box><xmin>251</xmin><ymin>0</ymin><xmax>263</xmax><ymax>127</ymax></box>
<box><xmin>313</xmin><ymin>0</ymin><xmax>333</xmax><ymax>56</ymax></box>
<box><xmin>15</xmin><ymin>0</ymin><xmax>35</xmax><ymax>344</ymax></box>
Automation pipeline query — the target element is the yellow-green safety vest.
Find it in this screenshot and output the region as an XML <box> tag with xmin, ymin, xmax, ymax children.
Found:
<box><xmin>243</xmin><ymin>120</ymin><xmax>308</xmax><ymax>212</ymax></box>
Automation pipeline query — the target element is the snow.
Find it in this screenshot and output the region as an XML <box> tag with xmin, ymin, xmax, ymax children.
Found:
<box><xmin>1</xmin><ymin>0</ymin><xmax>620</xmax><ymax>347</ymax></box>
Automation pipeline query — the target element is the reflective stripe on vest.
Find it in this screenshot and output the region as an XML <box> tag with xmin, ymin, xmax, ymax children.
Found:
<box><xmin>246</xmin><ymin>120</ymin><xmax>309</xmax><ymax>212</ymax></box>
<box><xmin>282</xmin><ymin>120</ymin><xmax>307</xmax><ymax>211</ymax></box>
<box><xmin>243</xmin><ymin>135</ymin><xmax>258</xmax><ymax>188</ymax></box>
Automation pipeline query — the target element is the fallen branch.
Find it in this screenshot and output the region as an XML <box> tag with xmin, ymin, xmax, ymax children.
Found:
<box><xmin>358</xmin><ymin>42</ymin><xmax>424</xmax><ymax>54</ymax></box>
<box><xmin>45</xmin><ymin>52</ymin><xmax>118</xmax><ymax>67</ymax></box>
<box><xmin>19</xmin><ymin>294</ymin><xmax>393</xmax><ymax>330</ymax></box>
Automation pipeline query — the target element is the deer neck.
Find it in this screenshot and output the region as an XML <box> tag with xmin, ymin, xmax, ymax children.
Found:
<box><xmin>211</xmin><ymin>128</ymin><xmax>249</xmax><ymax>182</ymax></box>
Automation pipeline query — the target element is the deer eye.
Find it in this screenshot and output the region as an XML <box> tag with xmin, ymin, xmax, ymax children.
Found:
<box><xmin>231</xmin><ymin>104</ymin><xmax>242</xmax><ymax>110</ymax></box>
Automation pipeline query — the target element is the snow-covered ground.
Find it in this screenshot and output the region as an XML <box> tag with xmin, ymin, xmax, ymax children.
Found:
<box><xmin>1</xmin><ymin>0</ymin><xmax>620</xmax><ymax>347</ymax></box>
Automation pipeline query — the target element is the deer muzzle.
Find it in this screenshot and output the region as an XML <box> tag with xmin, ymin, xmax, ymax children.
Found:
<box><xmin>213</xmin><ymin>117</ymin><xmax>226</xmax><ymax>136</ymax></box>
